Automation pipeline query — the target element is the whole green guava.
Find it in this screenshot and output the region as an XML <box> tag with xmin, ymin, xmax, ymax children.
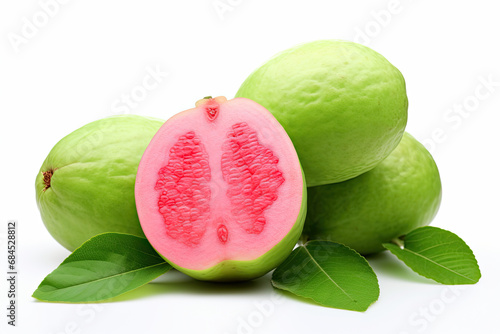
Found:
<box><xmin>35</xmin><ymin>115</ymin><xmax>163</xmax><ymax>251</ymax></box>
<box><xmin>236</xmin><ymin>40</ymin><xmax>408</xmax><ymax>186</ymax></box>
<box><xmin>302</xmin><ymin>133</ymin><xmax>442</xmax><ymax>254</ymax></box>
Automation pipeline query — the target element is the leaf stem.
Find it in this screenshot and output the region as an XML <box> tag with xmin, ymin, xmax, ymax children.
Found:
<box><xmin>298</xmin><ymin>234</ymin><xmax>309</xmax><ymax>246</ymax></box>
<box><xmin>391</xmin><ymin>237</ymin><xmax>405</xmax><ymax>249</ymax></box>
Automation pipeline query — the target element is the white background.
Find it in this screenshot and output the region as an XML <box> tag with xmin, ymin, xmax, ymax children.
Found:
<box><xmin>1</xmin><ymin>1</ymin><xmax>499</xmax><ymax>333</ymax></box>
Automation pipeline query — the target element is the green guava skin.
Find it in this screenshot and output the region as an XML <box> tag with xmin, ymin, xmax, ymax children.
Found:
<box><xmin>302</xmin><ymin>133</ymin><xmax>442</xmax><ymax>255</ymax></box>
<box><xmin>162</xmin><ymin>170</ymin><xmax>307</xmax><ymax>282</ymax></box>
<box><xmin>35</xmin><ymin>115</ymin><xmax>163</xmax><ymax>251</ymax></box>
<box><xmin>236</xmin><ymin>40</ymin><xmax>408</xmax><ymax>186</ymax></box>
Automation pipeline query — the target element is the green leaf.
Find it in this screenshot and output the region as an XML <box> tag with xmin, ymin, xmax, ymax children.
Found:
<box><xmin>383</xmin><ymin>226</ymin><xmax>481</xmax><ymax>284</ymax></box>
<box><xmin>33</xmin><ymin>233</ymin><xmax>172</xmax><ymax>302</ymax></box>
<box><xmin>271</xmin><ymin>241</ymin><xmax>379</xmax><ymax>312</ymax></box>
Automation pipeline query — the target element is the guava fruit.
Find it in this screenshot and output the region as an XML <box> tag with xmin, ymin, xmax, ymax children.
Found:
<box><xmin>35</xmin><ymin>114</ymin><xmax>164</xmax><ymax>251</ymax></box>
<box><xmin>302</xmin><ymin>132</ymin><xmax>442</xmax><ymax>255</ymax></box>
<box><xmin>236</xmin><ymin>39</ymin><xmax>408</xmax><ymax>186</ymax></box>
<box><xmin>135</xmin><ymin>96</ymin><xmax>306</xmax><ymax>281</ymax></box>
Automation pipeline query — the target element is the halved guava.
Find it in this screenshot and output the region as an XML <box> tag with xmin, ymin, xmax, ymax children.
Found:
<box><xmin>135</xmin><ymin>97</ymin><xmax>306</xmax><ymax>281</ymax></box>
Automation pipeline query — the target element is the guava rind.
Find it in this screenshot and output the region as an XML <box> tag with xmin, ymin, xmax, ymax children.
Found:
<box><xmin>35</xmin><ymin>115</ymin><xmax>164</xmax><ymax>251</ymax></box>
<box><xmin>236</xmin><ymin>39</ymin><xmax>408</xmax><ymax>186</ymax></box>
<box><xmin>302</xmin><ymin>133</ymin><xmax>442</xmax><ymax>255</ymax></box>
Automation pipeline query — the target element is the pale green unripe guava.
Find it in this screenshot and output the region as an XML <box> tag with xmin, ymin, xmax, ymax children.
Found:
<box><xmin>303</xmin><ymin>133</ymin><xmax>442</xmax><ymax>254</ymax></box>
<box><xmin>35</xmin><ymin>115</ymin><xmax>163</xmax><ymax>251</ymax></box>
<box><xmin>236</xmin><ymin>40</ymin><xmax>408</xmax><ymax>186</ymax></box>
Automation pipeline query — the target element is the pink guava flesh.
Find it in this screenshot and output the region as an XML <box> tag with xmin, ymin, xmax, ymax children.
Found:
<box><xmin>135</xmin><ymin>97</ymin><xmax>303</xmax><ymax>272</ymax></box>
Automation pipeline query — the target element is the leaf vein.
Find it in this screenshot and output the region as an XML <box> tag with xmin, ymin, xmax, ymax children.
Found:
<box><xmin>42</xmin><ymin>262</ymin><xmax>169</xmax><ymax>292</ymax></box>
<box><xmin>303</xmin><ymin>246</ymin><xmax>357</xmax><ymax>304</ymax></box>
<box><xmin>403</xmin><ymin>248</ymin><xmax>475</xmax><ymax>282</ymax></box>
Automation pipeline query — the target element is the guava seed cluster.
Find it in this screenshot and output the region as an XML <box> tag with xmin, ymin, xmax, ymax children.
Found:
<box><xmin>154</xmin><ymin>122</ymin><xmax>285</xmax><ymax>248</ymax></box>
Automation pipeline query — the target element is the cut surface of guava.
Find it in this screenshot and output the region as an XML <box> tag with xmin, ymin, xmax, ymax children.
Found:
<box><xmin>135</xmin><ymin>97</ymin><xmax>306</xmax><ymax>281</ymax></box>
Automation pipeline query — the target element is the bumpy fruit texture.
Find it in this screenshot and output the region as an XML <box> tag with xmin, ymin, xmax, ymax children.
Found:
<box><xmin>35</xmin><ymin>115</ymin><xmax>164</xmax><ymax>251</ymax></box>
<box><xmin>135</xmin><ymin>97</ymin><xmax>306</xmax><ymax>281</ymax></box>
<box><xmin>236</xmin><ymin>39</ymin><xmax>408</xmax><ymax>186</ymax></box>
<box><xmin>303</xmin><ymin>133</ymin><xmax>442</xmax><ymax>255</ymax></box>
